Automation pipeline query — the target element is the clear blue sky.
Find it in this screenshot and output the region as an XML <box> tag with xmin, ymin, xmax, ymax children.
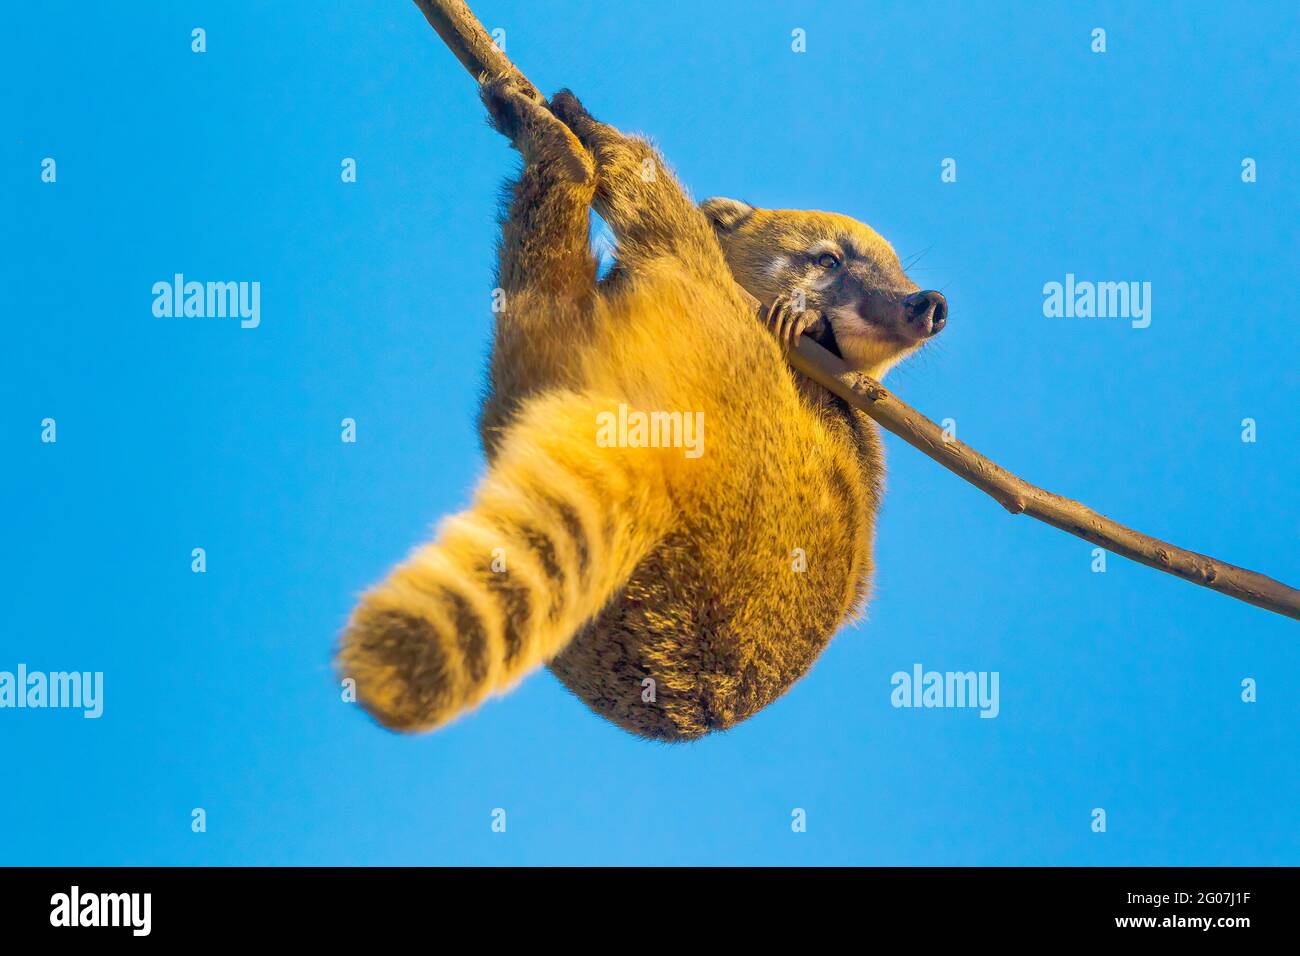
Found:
<box><xmin>4</xmin><ymin>0</ymin><xmax>1297</xmax><ymax>866</ymax></box>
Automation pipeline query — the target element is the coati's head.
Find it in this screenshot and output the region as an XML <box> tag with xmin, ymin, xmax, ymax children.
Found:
<box><xmin>700</xmin><ymin>197</ymin><xmax>946</xmax><ymax>379</ymax></box>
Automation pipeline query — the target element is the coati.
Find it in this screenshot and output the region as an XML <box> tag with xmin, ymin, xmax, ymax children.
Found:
<box><xmin>336</xmin><ymin>79</ymin><xmax>947</xmax><ymax>740</ymax></box>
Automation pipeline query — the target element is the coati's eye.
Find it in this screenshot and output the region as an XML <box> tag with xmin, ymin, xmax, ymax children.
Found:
<box><xmin>816</xmin><ymin>253</ymin><xmax>841</xmax><ymax>270</ymax></box>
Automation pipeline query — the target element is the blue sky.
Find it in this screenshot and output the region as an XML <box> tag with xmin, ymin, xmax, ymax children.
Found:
<box><xmin>3</xmin><ymin>0</ymin><xmax>1297</xmax><ymax>865</ymax></box>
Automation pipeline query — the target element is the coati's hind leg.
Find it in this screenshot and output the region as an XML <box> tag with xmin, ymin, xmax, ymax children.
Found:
<box><xmin>549</xmin><ymin>90</ymin><xmax>729</xmax><ymax>281</ymax></box>
<box><xmin>479</xmin><ymin>77</ymin><xmax>599</xmax><ymax>455</ymax></box>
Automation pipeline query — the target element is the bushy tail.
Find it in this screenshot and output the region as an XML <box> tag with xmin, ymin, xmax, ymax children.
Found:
<box><xmin>337</xmin><ymin>393</ymin><xmax>678</xmax><ymax>733</ymax></box>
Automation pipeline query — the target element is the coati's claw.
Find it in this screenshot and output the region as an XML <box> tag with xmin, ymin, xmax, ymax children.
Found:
<box><xmin>762</xmin><ymin>298</ymin><xmax>783</xmax><ymax>344</ymax></box>
<box><xmin>763</xmin><ymin>295</ymin><xmax>816</xmax><ymax>350</ymax></box>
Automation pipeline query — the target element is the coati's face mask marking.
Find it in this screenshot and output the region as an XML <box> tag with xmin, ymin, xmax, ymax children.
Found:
<box><xmin>701</xmin><ymin>197</ymin><xmax>946</xmax><ymax>380</ymax></box>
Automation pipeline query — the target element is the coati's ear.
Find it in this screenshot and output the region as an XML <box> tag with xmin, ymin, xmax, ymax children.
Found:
<box><xmin>700</xmin><ymin>197</ymin><xmax>755</xmax><ymax>232</ymax></box>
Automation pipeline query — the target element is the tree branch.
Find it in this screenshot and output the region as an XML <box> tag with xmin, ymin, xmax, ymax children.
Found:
<box><xmin>410</xmin><ymin>0</ymin><xmax>1300</xmax><ymax>622</ymax></box>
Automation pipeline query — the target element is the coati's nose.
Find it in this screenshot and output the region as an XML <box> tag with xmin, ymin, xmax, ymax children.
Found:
<box><xmin>903</xmin><ymin>290</ymin><xmax>947</xmax><ymax>337</ymax></box>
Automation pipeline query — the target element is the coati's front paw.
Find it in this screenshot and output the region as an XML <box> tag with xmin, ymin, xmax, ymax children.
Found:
<box><xmin>481</xmin><ymin>75</ymin><xmax>593</xmax><ymax>185</ymax></box>
<box><xmin>481</xmin><ymin>75</ymin><xmax>539</xmax><ymax>141</ymax></box>
<box><xmin>762</xmin><ymin>294</ymin><xmax>819</xmax><ymax>350</ymax></box>
<box><xmin>548</xmin><ymin>89</ymin><xmax>602</xmax><ymax>140</ymax></box>
<box><xmin>550</xmin><ymin>89</ymin><xmax>660</xmax><ymax>196</ymax></box>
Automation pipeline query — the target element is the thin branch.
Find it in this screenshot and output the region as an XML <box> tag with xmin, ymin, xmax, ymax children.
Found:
<box><xmin>413</xmin><ymin>0</ymin><xmax>537</xmax><ymax>95</ymax></box>
<box><xmin>410</xmin><ymin>0</ymin><xmax>1300</xmax><ymax>622</ymax></box>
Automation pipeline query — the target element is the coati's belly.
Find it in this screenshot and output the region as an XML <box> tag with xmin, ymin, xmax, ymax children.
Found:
<box><xmin>548</xmin><ymin>400</ymin><xmax>881</xmax><ymax>741</ymax></box>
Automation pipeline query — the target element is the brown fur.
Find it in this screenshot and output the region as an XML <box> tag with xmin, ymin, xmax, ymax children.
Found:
<box><xmin>336</xmin><ymin>81</ymin><xmax>941</xmax><ymax>740</ymax></box>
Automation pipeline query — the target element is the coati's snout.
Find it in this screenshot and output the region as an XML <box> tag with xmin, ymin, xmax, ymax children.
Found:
<box><xmin>855</xmin><ymin>288</ymin><xmax>948</xmax><ymax>341</ymax></box>
<box><xmin>701</xmin><ymin>196</ymin><xmax>946</xmax><ymax>379</ymax></box>
<box><xmin>904</xmin><ymin>290</ymin><xmax>948</xmax><ymax>336</ymax></box>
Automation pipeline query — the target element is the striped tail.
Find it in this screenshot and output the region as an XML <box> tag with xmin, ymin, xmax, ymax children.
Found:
<box><xmin>337</xmin><ymin>393</ymin><xmax>678</xmax><ymax>733</ymax></box>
